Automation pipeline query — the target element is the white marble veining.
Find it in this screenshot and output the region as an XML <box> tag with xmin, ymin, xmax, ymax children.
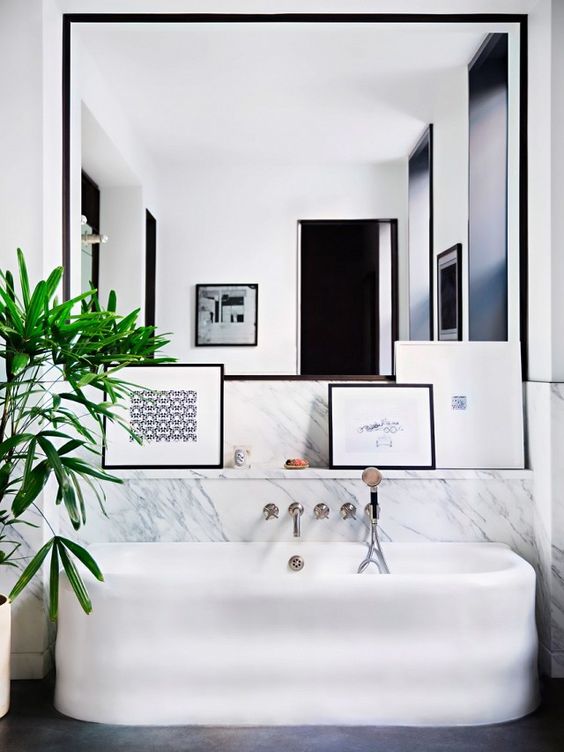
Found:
<box><xmin>549</xmin><ymin>383</ymin><xmax>564</xmax><ymax>661</ymax></box>
<box><xmin>524</xmin><ymin>380</ymin><xmax>564</xmax><ymax>677</ymax></box>
<box><xmin>224</xmin><ymin>380</ymin><xmax>333</xmax><ymax>468</ymax></box>
<box><xmin>62</xmin><ymin>476</ymin><xmax>537</xmax><ymax>575</ymax></box>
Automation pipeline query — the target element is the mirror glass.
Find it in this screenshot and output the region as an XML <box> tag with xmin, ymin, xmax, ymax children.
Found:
<box><xmin>68</xmin><ymin>20</ymin><xmax>523</xmax><ymax>376</ymax></box>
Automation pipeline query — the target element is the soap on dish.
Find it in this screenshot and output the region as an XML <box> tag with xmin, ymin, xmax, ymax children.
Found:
<box><xmin>284</xmin><ymin>458</ymin><xmax>310</xmax><ymax>470</ymax></box>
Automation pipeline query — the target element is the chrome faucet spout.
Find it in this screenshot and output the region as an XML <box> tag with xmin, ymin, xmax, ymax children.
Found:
<box><xmin>288</xmin><ymin>503</ymin><xmax>304</xmax><ymax>537</ymax></box>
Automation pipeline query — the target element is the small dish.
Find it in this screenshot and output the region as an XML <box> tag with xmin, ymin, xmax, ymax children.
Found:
<box><xmin>284</xmin><ymin>458</ymin><xmax>310</xmax><ymax>470</ymax></box>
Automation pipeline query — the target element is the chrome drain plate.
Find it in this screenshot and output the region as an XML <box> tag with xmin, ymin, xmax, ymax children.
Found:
<box><xmin>288</xmin><ymin>555</ymin><xmax>305</xmax><ymax>571</ymax></box>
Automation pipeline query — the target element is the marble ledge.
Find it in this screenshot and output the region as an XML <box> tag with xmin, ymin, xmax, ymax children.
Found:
<box><xmin>110</xmin><ymin>467</ymin><xmax>534</xmax><ymax>481</ymax></box>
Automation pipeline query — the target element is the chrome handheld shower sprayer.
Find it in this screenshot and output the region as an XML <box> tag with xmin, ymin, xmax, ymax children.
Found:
<box><xmin>358</xmin><ymin>467</ymin><xmax>390</xmax><ymax>574</ymax></box>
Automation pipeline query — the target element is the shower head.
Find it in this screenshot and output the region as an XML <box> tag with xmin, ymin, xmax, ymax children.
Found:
<box><xmin>362</xmin><ymin>467</ymin><xmax>383</xmax><ymax>488</ymax></box>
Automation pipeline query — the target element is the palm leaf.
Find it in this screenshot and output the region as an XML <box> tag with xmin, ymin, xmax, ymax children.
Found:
<box><xmin>60</xmin><ymin>457</ymin><xmax>121</xmax><ymax>484</ymax></box>
<box><xmin>11</xmin><ymin>460</ymin><xmax>50</xmax><ymax>516</ymax></box>
<box><xmin>58</xmin><ymin>545</ymin><xmax>92</xmax><ymax>615</ymax></box>
<box><xmin>9</xmin><ymin>538</ymin><xmax>54</xmax><ymax>601</ymax></box>
<box><xmin>59</xmin><ymin>537</ymin><xmax>104</xmax><ymax>582</ymax></box>
<box><xmin>16</xmin><ymin>249</ymin><xmax>31</xmax><ymax>308</ymax></box>
<box><xmin>23</xmin><ymin>280</ymin><xmax>47</xmax><ymax>338</ymax></box>
<box><xmin>48</xmin><ymin>543</ymin><xmax>59</xmax><ymax>621</ymax></box>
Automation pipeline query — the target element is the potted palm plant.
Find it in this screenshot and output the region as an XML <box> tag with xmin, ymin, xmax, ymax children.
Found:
<box><xmin>0</xmin><ymin>249</ymin><xmax>170</xmax><ymax>717</ymax></box>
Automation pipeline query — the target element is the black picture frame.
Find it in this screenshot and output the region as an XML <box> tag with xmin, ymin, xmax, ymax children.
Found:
<box><xmin>102</xmin><ymin>363</ymin><xmax>224</xmax><ymax>470</ymax></box>
<box><xmin>437</xmin><ymin>244</ymin><xmax>463</xmax><ymax>341</ymax></box>
<box><xmin>195</xmin><ymin>284</ymin><xmax>258</xmax><ymax>347</ymax></box>
<box><xmin>328</xmin><ymin>383</ymin><xmax>436</xmax><ymax>470</ymax></box>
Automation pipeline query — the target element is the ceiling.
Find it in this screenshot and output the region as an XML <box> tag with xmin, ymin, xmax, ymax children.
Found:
<box><xmin>77</xmin><ymin>22</ymin><xmax>495</xmax><ymax>166</ymax></box>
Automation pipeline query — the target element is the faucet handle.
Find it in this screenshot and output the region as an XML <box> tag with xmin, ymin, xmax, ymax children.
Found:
<box><xmin>263</xmin><ymin>503</ymin><xmax>279</xmax><ymax>520</ymax></box>
<box><xmin>314</xmin><ymin>503</ymin><xmax>330</xmax><ymax>519</ymax></box>
<box><xmin>340</xmin><ymin>503</ymin><xmax>357</xmax><ymax>520</ymax></box>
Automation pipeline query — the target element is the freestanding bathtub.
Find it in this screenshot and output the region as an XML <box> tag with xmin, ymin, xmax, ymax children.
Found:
<box><xmin>54</xmin><ymin>541</ymin><xmax>539</xmax><ymax>726</ymax></box>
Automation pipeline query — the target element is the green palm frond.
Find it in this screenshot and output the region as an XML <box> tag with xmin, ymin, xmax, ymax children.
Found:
<box><xmin>0</xmin><ymin>249</ymin><xmax>175</xmax><ymax>617</ymax></box>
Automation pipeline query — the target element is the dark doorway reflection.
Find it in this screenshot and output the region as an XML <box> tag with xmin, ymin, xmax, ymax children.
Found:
<box><xmin>299</xmin><ymin>219</ymin><xmax>398</xmax><ymax>376</ymax></box>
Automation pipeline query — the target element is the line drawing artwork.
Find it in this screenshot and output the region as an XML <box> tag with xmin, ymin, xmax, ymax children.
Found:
<box><xmin>357</xmin><ymin>419</ymin><xmax>404</xmax><ymax>435</ymax></box>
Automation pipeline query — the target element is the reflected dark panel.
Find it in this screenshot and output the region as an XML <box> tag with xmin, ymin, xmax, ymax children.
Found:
<box><xmin>408</xmin><ymin>126</ymin><xmax>433</xmax><ymax>341</ymax></box>
<box><xmin>441</xmin><ymin>265</ymin><xmax>457</xmax><ymax>331</ymax></box>
<box><xmin>437</xmin><ymin>243</ymin><xmax>462</xmax><ymax>341</ymax></box>
<box><xmin>300</xmin><ymin>220</ymin><xmax>397</xmax><ymax>376</ymax></box>
<box><xmin>468</xmin><ymin>33</ymin><xmax>508</xmax><ymax>341</ymax></box>
<box><xmin>145</xmin><ymin>210</ymin><xmax>157</xmax><ymax>328</ymax></box>
<box><xmin>81</xmin><ymin>171</ymin><xmax>100</xmax><ymax>292</ymax></box>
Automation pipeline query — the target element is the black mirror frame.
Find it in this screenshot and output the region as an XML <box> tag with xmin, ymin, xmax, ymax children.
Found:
<box><xmin>62</xmin><ymin>12</ymin><xmax>528</xmax><ymax>380</ymax></box>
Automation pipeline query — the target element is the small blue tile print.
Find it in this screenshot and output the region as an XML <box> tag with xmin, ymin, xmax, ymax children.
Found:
<box><xmin>452</xmin><ymin>395</ymin><xmax>467</xmax><ymax>411</ymax></box>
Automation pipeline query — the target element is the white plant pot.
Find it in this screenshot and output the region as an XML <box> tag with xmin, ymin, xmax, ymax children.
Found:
<box><xmin>0</xmin><ymin>595</ymin><xmax>10</xmax><ymax>718</ymax></box>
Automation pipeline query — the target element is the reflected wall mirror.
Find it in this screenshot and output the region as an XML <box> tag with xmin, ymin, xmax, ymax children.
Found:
<box><xmin>63</xmin><ymin>14</ymin><xmax>527</xmax><ymax>378</ymax></box>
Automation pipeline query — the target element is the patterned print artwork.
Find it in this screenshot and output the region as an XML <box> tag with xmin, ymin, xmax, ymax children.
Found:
<box><xmin>451</xmin><ymin>395</ymin><xmax>468</xmax><ymax>411</ymax></box>
<box><xmin>129</xmin><ymin>389</ymin><xmax>198</xmax><ymax>442</ymax></box>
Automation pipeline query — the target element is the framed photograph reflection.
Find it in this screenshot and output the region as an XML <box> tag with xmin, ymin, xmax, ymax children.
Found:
<box><xmin>196</xmin><ymin>284</ymin><xmax>258</xmax><ymax>346</ymax></box>
<box><xmin>102</xmin><ymin>364</ymin><xmax>224</xmax><ymax>470</ymax></box>
<box><xmin>437</xmin><ymin>244</ymin><xmax>462</xmax><ymax>341</ymax></box>
<box><xmin>328</xmin><ymin>384</ymin><xmax>435</xmax><ymax>470</ymax></box>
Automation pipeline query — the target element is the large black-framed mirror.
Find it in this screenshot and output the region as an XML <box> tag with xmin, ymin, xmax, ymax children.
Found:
<box><xmin>62</xmin><ymin>13</ymin><xmax>528</xmax><ymax>379</ymax></box>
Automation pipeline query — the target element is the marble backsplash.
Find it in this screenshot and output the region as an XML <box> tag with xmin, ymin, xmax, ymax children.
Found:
<box><xmin>223</xmin><ymin>379</ymin><xmax>335</xmax><ymax>467</ymax></box>
<box><xmin>525</xmin><ymin>380</ymin><xmax>564</xmax><ymax>677</ymax></box>
<box><xmin>65</xmin><ymin>474</ymin><xmax>535</xmax><ymax>553</ymax></box>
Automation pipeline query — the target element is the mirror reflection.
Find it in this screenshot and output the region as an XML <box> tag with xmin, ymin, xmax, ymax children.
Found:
<box><xmin>69</xmin><ymin>21</ymin><xmax>522</xmax><ymax>375</ymax></box>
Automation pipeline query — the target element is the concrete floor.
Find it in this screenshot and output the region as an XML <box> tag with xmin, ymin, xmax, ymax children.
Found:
<box><xmin>1</xmin><ymin>678</ymin><xmax>563</xmax><ymax>752</ymax></box>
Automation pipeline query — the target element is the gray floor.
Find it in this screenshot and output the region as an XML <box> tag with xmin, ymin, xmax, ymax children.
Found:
<box><xmin>0</xmin><ymin>678</ymin><xmax>563</xmax><ymax>752</ymax></box>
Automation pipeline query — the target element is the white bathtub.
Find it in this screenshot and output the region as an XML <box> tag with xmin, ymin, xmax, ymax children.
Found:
<box><xmin>54</xmin><ymin>541</ymin><xmax>539</xmax><ymax>726</ymax></box>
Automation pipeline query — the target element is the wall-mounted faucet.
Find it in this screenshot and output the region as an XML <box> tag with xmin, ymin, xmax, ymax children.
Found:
<box><xmin>288</xmin><ymin>503</ymin><xmax>304</xmax><ymax>537</ymax></box>
<box><xmin>263</xmin><ymin>503</ymin><xmax>279</xmax><ymax>520</ymax></box>
<box><xmin>340</xmin><ymin>503</ymin><xmax>357</xmax><ymax>520</ymax></box>
<box><xmin>313</xmin><ymin>503</ymin><xmax>329</xmax><ymax>519</ymax></box>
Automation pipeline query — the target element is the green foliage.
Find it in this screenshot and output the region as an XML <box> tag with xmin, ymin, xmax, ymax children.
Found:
<box><xmin>0</xmin><ymin>249</ymin><xmax>172</xmax><ymax>618</ymax></box>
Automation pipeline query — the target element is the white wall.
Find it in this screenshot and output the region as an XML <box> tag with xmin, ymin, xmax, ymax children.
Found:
<box><xmin>0</xmin><ymin>0</ymin><xmax>44</xmax><ymax>282</ymax></box>
<box><xmin>99</xmin><ymin>187</ymin><xmax>145</xmax><ymax>315</ymax></box>
<box><xmin>0</xmin><ymin>0</ymin><xmax>54</xmax><ymax>680</ymax></box>
<box><xmin>551</xmin><ymin>0</ymin><xmax>564</xmax><ymax>381</ymax></box>
<box><xmin>156</xmin><ymin>161</ymin><xmax>406</xmax><ymax>373</ymax></box>
<box><xmin>527</xmin><ymin>0</ymin><xmax>552</xmax><ymax>380</ymax></box>
<box><xmin>431</xmin><ymin>66</ymin><xmax>469</xmax><ymax>340</ymax></box>
<box><xmin>525</xmin><ymin>0</ymin><xmax>564</xmax><ymax>679</ymax></box>
<box><xmin>73</xmin><ymin>30</ymin><xmax>160</xmax><ymax>201</ymax></box>
<box><xmin>72</xmin><ymin>31</ymin><xmax>163</xmax><ymax>316</ymax></box>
